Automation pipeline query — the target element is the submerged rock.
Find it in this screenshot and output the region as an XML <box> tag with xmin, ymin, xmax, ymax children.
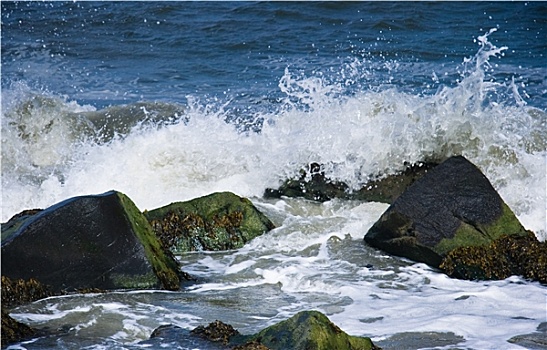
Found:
<box><xmin>246</xmin><ymin>310</ymin><xmax>379</xmax><ymax>350</ymax></box>
<box><xmin>191</xmin><ymin>320</ymin><xmax>240</xmax><ymax>345</ymax></box>
<box><xmin>508</xmin><ymin>322</ymin><xmax>547</xmax><ymax>350</ymax></box>
<box><xmin>265</xmin><ymin>161</ymin><xmax>437</xmax><ymax>204</ymax></box>
<box><xmin>145</xmin><ymin>192</ymin><xmax>275</xmax><ymax>253</ymax></box>
<box><xmin>1</xmin><ymin>191</ymin><xmax>184</xmax><ymax>292</ymax></box>
<box><xmin>147</xmin><ymin>310</ymin><xmax>379</xmax><ymax>350</ymax></box>
<box><xmin>364</xmin><ymin>156</ymin><xmax>536</xmax><ymax>281</ymax></box>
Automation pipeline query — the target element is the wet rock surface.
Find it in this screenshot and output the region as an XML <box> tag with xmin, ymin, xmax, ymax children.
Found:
<box><xmin>265</xmin><ymin>161</ymin><xmax>438</xmax><ymax>204</ymax></box>
<box><xmin>1</xmin><ymin>309</ymin><xmax>35</xmax><ymax>348</ymax></box>
<box><xmin>191</xmin><ymin>320</ymin><xmax>240</xmax><ymax>345</ymax></box>
<box><xmin>364</xmin><ymin>156</ymin><xmax>532</xmax><ymax>279</ymax></box>
<box><xmin>508</xmin><ymin>322</ymin><xmax>547</xmax><ymax>350</ymax></box>
<box><xmin>145</xmin><ymin>192</ymin><xmax>275</xmax><ymax>253</ymax></box>
<box><xmin>146</xmin><ymin>311</ymin><xmax>380</xmax><ymax>350</ymax></box>
<box><xmin>1</xmin><ymin>190</ymin><xmax>183</xmax><ymax>293</ymax></box>
<box><xmin>246</xmin><ymin>310</ymin><xmax>379</xmax><ymax>350</ymax></box>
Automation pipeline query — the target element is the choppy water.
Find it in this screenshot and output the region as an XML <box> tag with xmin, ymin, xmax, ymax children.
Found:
<box><xmin>2</xmin><ymin>2</ymin><xmax>546</xmax><ymax>349</ymax></box>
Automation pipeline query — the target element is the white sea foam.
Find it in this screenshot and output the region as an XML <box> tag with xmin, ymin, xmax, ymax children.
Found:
<box><xmin>2</xmin><ymin>34</ymin><xmax>544</xmax><ymax>238</ymax></box>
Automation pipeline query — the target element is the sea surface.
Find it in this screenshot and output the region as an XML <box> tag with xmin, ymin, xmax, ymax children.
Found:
<box><xmin>1</xmin><ymin>2</ymin><xmax>546</xmax><ymax>349</ymax></box>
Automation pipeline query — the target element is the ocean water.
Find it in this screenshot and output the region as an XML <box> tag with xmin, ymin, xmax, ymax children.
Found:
<box><xmin>1</xmin><ymin>2</ymin><xmax>546</xmax><ymax>349</ymax></box>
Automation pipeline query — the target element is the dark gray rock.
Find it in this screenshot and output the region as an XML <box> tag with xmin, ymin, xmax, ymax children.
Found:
<box><xmin>364</xmin><ymin>156</ymin><xmax>528</xmax><ymax>270</ymax></box>
<box><xmin>1</xmin><ymin>191</ymin><xmax>183</xmax><ymax>292</ymax></box>
<box><xmin>508</xmin><ymin>322</ymin><xmax>547</xmax><ymax>350</ymax></box>
<box><xmin>265</xmin><ymin>162</ymin><xmax>437</xmax><ymax>204</ymax></box>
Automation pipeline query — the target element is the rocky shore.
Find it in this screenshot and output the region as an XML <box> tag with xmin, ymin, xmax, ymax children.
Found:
<box><xmin>2</xmin><ymin>156</ymin><xmax>545</xmax><ymax>348</ymax></box>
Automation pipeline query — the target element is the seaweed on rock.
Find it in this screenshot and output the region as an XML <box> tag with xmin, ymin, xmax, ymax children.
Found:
<box><xmin>440</xmin><ymin>231</ymin><xmax>547</xmax><ymax>283</ymax></box>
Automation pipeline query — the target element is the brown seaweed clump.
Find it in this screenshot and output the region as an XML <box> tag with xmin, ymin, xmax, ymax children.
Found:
<box><xmin>1</xmin><ymin>276</ymin><xmax>53</xmax><ymax>308</ymax></box>
<box><xmin>1</xmin><ymin>309</ymin><xmax>35</xmax><ymax>347</ymax></box>
<box><xmin>150</xmin><ymin>210</ymin><xmax>246</xmax><ymax>252</ymax></box>
<box><xmin>1</xmin><ymin>276</ymin><xmax>53</xmax><ymax>347</ymax></box>
<box><xmin>191</xmin><ymin>320</ymin><xmax>240</xmax><ymax>345</ymax></box>
<box><xmin>440</xmin><ymin>231</ymin><xmax>547</xmax><ymax>283</ymax></box>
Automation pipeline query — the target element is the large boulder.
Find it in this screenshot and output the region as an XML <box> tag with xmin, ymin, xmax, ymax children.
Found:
<box><xmin>1</xmin><ymin>191</ymin><xmax>184</xmax><ymax>292</ymax></box>
<box><xmin>364</xmin><ymin>156</ymin><xmax>533</xmax><ymax>279</ymax></box>
<box><xmin>144</xmin><ymin>192</ymin><xmax>275</xmax><ymax>253</ymax></box>
<box><xmin>265</xmin><ymin>162</ymin><xmax>437</xmax><ymax>204</ymax></box>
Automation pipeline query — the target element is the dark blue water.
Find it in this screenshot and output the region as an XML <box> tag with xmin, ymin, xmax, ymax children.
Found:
<box><xmin>2</xmin><ymin>1</ymin><xmax>546</xmax><ymax>110</ymax></box>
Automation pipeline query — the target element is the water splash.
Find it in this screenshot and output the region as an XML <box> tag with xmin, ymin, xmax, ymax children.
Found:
<box><xmin>2</xmin><ymin>30</ymin><xmax>545</xmax><ymax>239</ymax></box>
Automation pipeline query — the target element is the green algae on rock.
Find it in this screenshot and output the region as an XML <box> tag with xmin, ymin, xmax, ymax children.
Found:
<box><xmin>145</xmin><ymin>192</ymin><xmax>275</xmax><ymax>253</ymax></box>
<box><xmin>247</xmin><ymin>310</ymin><xmax>379</xmax><ymax>350</ymax></box>
<box><xmin>147</xmin><ymin>310</ymin><xmax>379</xmax><ymax>350</ymax></box>
<box><xmin>1</xmin><ymin>209</ymin><xmax>43</xmax><ymax>242</ymax></box>
<box><xmin>1</xmin><ymin>191</ymin><xmax>184</xmax><ymax>292</ymax></box>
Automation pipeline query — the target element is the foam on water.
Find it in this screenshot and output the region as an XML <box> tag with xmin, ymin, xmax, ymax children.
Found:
<box><xmin>6</xmin><ymin>198</ymin><xmax>546</xmax><ymax>349</ymax></box>
<box><xmin>2</xmin><ymin>30</ymin><xmax>545</xmax><ymax>239</ymax></box>
<box><xmin>2</xmin><ymin>30</ymin><xmax>546</xmax><ymax>348</ymax></box>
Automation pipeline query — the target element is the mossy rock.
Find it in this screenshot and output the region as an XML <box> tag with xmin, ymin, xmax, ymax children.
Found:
<box><xmin>145</xmin><ymin>192</ymin><xmax>275</xmax><ymax>253</ymax></box>
<box><xmin>364</xmin><ymin>156</ymin><xmax>530</xmax><ymax>277</ymax></box>
<box><xmin>245</xmin><ymin>311</ymin><xmax>378</xmax><ymax>350</ymax></box>
<box><xmin>146</xmin><ymin>311</ymin><xmax>379</xmax><ymax>350</ymax></box>
<box><xmin>1</xmin><ymin>191</ymin><xmax>184</xmax><ymax>292</ymax></box>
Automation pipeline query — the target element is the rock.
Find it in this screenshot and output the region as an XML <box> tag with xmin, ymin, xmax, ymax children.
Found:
<box><xmin>231</xmin><ymin>340</ymin><xmax>271</xmax><ymax>350</ymax></box>
<box><xmin>1</xmin><ymin>209</ymin><xmax>43</xmax><ymax>241</ymax></box>
<box><xmin>1</xmin><ymin>309</ymin><xmax>35</xmax><ymax>347</ymax></box>
<box><xmin>364</xmin><ymin>156</ymin><xmax>529</xmax><ymax>274</ymax></box>
<box><xmin>144</xmin><ymin>324</ymin><xmax>227</xmax><ymax>349</ymax></box>
<box><xmin>440</xmin><ymin>231</ymin><xmax>547</xmax><ymax>282</ymax></box>
<box><xmin>246</xmin><ymin>310</ymin><xmax>379</xmax><ymax>350</ymax></box>
<box><xmin>146</xmin><ymin>311</ymin><xmax>379</xmax><ymax>350</ymax></box>
<box><xmin>145</xmin><ymin>192</ymin><xmax>275</xmax><ymax>253</ymax></box>
<box><xmin>265</xmin><ymin>163</ymin><xmax>350</xmax><ymax>202</ymax></box>
<box><xmin>191</xmin><ymin>320</ymin><xmax>240</xmax><ymax>345</ymax></box>
<box><xmin>1</xmin><ymin>276</ymin><xmax>53</xmax><ymax>309</ymax></box>
<box><xmin>508</xmin><ymin>322</ymin><xmax>547</xmax><ymax>350</ymax></box>
<box><xmin>265</xmin><ymin>162</ymin><xmax>437</xmax><ymax>204</ymax></box>
<box><xmin>1</xmin><ymin>190</ymin><xmax>184</xmax><ymax>292</ymax></box>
